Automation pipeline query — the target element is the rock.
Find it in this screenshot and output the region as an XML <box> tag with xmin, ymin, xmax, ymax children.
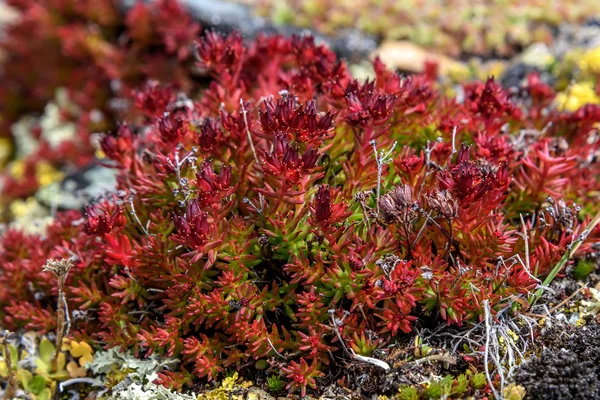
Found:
<box><xmin>500</xmin><ymin>62</ymin><xmax>555</xmax><ymax>90</ymax></box>
<box><xmin>120</xmin><ymin>0</ymin><xmax>377</xmax><ymax>62</ymax></box>
<box><xmin>373</xmin><ymin>40</ymin><xmax>467</xmax><ymax>76</ymax></box>
<box><xmin>36</xmin><ymin>163</ymin><xmax>118</xmax><ymax>211</ymax></box>
<box><xmin>246</xmin><ymin>388</ymin><xmax>275</xmax><ymax>400</ymax></box>
<box><xmin>519</xmin><ymin>43</ymin><xmax>554</xmax><ymax>69</ymax></box>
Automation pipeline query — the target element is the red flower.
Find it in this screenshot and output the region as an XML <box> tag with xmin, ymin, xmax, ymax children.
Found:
<box><xmin>171</xmin><ymin>200</ymin><xmax>212</xmax><ymax>249</ymax></box>
<box><xmin>281</xmin><ymin>358</ymin><xmax>324</xmax><ymax>397</ymax></box>
<box><xmin>345</xmin><ymin>80</ymin><xmax>396</xmax><ymax>126</ymax></box>
<box><xmin>311</xmin><ymin>185</ymin><xmax>350</xmax><ymax>226</ymax></box>
<box><xmin>258</xmin><ymin>96</ymin><xmax>334</xmax><ymax>144</ymax></box>
<box><xmin>196</xmin><ymin>118</ymin><xmax>224</xmax><ymax>151</ymax></box>
<box><xmin>195</xmin><ymin>31</ymin><xmax>244</xmax><ymax>74</ymax></box>
<box><xmin>132</xmin><ymin>81</ymin><xmax>174</xmax><ymax>118</ymax></box>
<box><xmin>84</xmin><ymin>204</ymin><xmax>126</xmax><ymax>236</ymax></box>
<box><xmin>261</xmin><ymin>133</ymin><xmax>319</xmax><ymax>183</ymax></box>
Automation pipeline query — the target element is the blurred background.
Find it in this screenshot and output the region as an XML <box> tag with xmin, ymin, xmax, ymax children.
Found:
<box><xmin>0</xmin><ymin>0</ymin><xmax>599</xmax><ymax>231</ymax></box>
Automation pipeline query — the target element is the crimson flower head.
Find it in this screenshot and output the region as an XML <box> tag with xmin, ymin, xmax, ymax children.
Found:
<box><xmin>439</xmin><ymin>144</ymin><xmax>510</xmax><ymax>203</ymax></box>
<box><xmin>526</xmin><ymin>73</ymin><xmax>554</xmax><ymax>101</ymax></box>
<box><xmin>197</xmin><ymin>162</ymin><xmax>232</xmax><ymax>192</ymax></box>
<box><xmin>314</xmin><ymin>185</ymin><xmax>331</xmax><ymax>222</ymax></box>
<box><xmin>171</xmin><ymin>199</ymin><xmax>211</xmax><ymax>249</ymax></box>
<box><xmin>311</xmin><ymin>185</ymin><xmax>351</xmax><ymax>227</ymax></box>
<box><xmin>195</xmin><ymin>162</ymin><xmax>235</xmax><ymax>206</ymax></box>
<box><xmin>157</xmin><ymin>114</ymin><xmax>188</xmax><ymax>143</ymax></box>
<box><xmin>259</xmin><ymin>96</ymin><xmax>334</xmax><ymax>143</ymax></box>
<box><xmin>345</xmin><ymin>80</ymin><xmax>396</xmax><ymax>126</ymax></box>
<box><xmin>290</xmin><ymin>34</ymin><xmax>340</xmax><ymax>81</ymax></box>
<box><xmin>439</xmin><ymin>145</ymin><xmax>486</xmax><ymax>201</ymax></box>
<box><xmin>84</xmin><ymin>204</ymin><xmax>126</xmax><ymax>236</ymax></box>
<box><xmin>132</xmin><ymin>81</ymin><xmax>173</xmax><ymax>118</ymax></box>
<box><xmin>154</xmin><ymin>0</ymin><xmax>200</xmax><ymax>59</ymax></box>
<box><xmin>261</xmin><ymin>134</ymin><xmax>319</xmax><ymax>184</ymax></box>
<box><xmin>466</xmin><ymin>77</ymin><xmax>520</xmax><ymax>119</ymax></box>
<box><xmin>100</xmin><ymin>124</ymin><xmax>134</xmax><ymax>162</ymax></box>
<box><xmin>195</xmin><ymin>31</ymin><xmax>244</xmax><ymax>72</ymax></box>
<box><xmin>196</xmin><ymin>118</ymin><xmax>224</xmax><ymax>151</ymax></box>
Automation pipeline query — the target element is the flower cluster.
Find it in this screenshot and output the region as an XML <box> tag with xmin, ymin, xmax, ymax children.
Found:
<box><xmin>2</xmin><ymin>29</ymin><xmax>600</xmax><ymax>397</ymax></box>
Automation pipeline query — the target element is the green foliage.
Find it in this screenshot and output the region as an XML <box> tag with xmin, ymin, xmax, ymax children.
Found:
<box><xmin>396</xmin><ymin>371</ymin><xmax>489</xmax><ymax>399</ymax></box>
<box><xmin>266</xmin><ymin>375</ymin><xmax>285</xmax><ymax>394</ymax></box>
<box><xmin>574</xmin><ymin>259</ymin><xmax>596</xmax><ymax>280</ymax></box>
<box><xmin>398</xmin><ymin>385</ymin><xmax>420</xmax><ymax>400</ymax></box>
<box><xmin>0</xmin><ymin>335</ymin><xmax>69</xmax><ymax>400</ymax></box>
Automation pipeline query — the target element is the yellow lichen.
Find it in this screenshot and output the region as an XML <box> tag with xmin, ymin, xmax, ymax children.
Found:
<box><xmin>502</xmin><ymin>383</ymin><xmax>526</xmax><ymax>400</ymax></box>
<box><xmin>196</xmin><ymin>372</ymin><xmax>253</xmax><ymax>400</ymax></box>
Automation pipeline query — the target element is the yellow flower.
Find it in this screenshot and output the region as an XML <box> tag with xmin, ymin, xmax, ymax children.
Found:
<box><xmin>35</xmin><ymin>161</ymin><xmax>63</xmax><ymax>187</ymax></box>
<box><xmin>95</xmin><ymin>148</ymin><xmax>106</xmax><ymax>159</ymax></box>
<box><xmin>579</xmin><ymin>47</ymin><xmax>600</xmax><ymax>75</ymax></box>
<box><xmin>8</xmin><ymin>160</ymin><xmax>25</xmax><ymax>180</ymax></box>
<box><xmin>556</xmin><ymin>82</ymin><xmax>600</xmax><ymax>111</ymax></box>
<box><xmin>10</xmin><ymin>198</ymin><xmax>39</xmax><ymax>219</ymax></box>
<box><xmin>0</xmin><ymin>138</ymin><xmax>11</xmax><ymax>167</ymax></box>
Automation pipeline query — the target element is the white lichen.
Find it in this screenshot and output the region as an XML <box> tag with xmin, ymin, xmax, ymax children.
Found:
<box><xmin>86</xmin><ymin>348</ymin><xmax>191</xmax><ymax>400</ymax></box>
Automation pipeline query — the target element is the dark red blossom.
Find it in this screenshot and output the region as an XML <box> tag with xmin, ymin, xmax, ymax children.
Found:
<box><xmin>133</xmin><ymin>81</ymin><xmax>174</xmax><ymax>117</ymax></box>
<box><xmin>345</xmin><ymin>80</ymin><xmax>396</xmax><ymax>126</ymax></box>
<box><xmin>261</xmin><ymin>133</ymin><xmax>320</xmax><ymax>183</ymax></box>
<box><xmin>158</xmin><ymin>114</ymin><xmax>189</xmax><ymax>143</ymax></box>
<box><xmin>171</xmin><ymin>200</ymin><xmax>212</xmax><ymax>249</ymax></box>
<box><xmin>100</xmin><ymin>124</ymin><xmax>135</xmax><ymax>162</ymax></box>
<box><xmin>196</xmin><ymin>118</ymin><xmax>224</xmax><ymax>151</ymax></box>
<box><xmin>311</xmin><ymin>185</ymin><xmax>350</xmax><ymax>226</ymax></box>
<box><xmin>258</xmin><ymin>96</ymin><xmax>334</xmax><ymax>143</ymax></box>
<box><xmin>465</xmin><ymin>77</ymin><xmax>521</xmax><ymax>119</ymax></box>
<box><xmin>84</xmin><ymin>204</ymin><xmax>126</xmax><ymax>236</ymax></box>
<box><xmin>439</xmin><ymin>144</ymin><xmax>509</xmax><ymax>204</ymax></box>
<box><xmin>195</xmin><ymin>31</ymin><xmax>244</xmax><ymax>73</ymax></box>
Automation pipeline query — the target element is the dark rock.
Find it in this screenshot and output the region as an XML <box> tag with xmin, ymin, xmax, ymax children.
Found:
<box><xmin>500</xmin><ymin>62</ymin><xmax>555</xmax><ymax>90</ymax></box>
<box><xmin>120</xmin><ymin>0</ymin><xmax>377</xmax><ymax>63</ymax></box>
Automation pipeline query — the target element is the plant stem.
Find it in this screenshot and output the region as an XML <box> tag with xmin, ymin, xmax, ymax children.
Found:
<box><xmin>0</xmin><ymin>332</ymin><xmax>17</xmax><ymax>400</ymax></box>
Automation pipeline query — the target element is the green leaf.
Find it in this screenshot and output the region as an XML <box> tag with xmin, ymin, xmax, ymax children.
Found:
<box><xmin>37</xmin><ymin>388</ymin><xmax>52</xmax><ymax>400</ymax></box>
<box><xmin>255</xmin><ymin>359</ymin><xmax>268</xmax><ymax>370</ymax></box>
<box><xmin>9</xmin><ymin>344</ymin><xmax>19</xmax><ymax>369</ymax></box>
<box><xmin>17</xmin><ymin>369</ymin><xmax>33</xmax><ymax>386</ymax></box>
<box><xmin>39</xmin><ymin>337</ymin><xmax>55</xmax><ymax>364</ymax></box>
<box><xmin>27</xmin><ymin>375</ymin><xmax>46</xmax><ymax>395</ymax></box>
